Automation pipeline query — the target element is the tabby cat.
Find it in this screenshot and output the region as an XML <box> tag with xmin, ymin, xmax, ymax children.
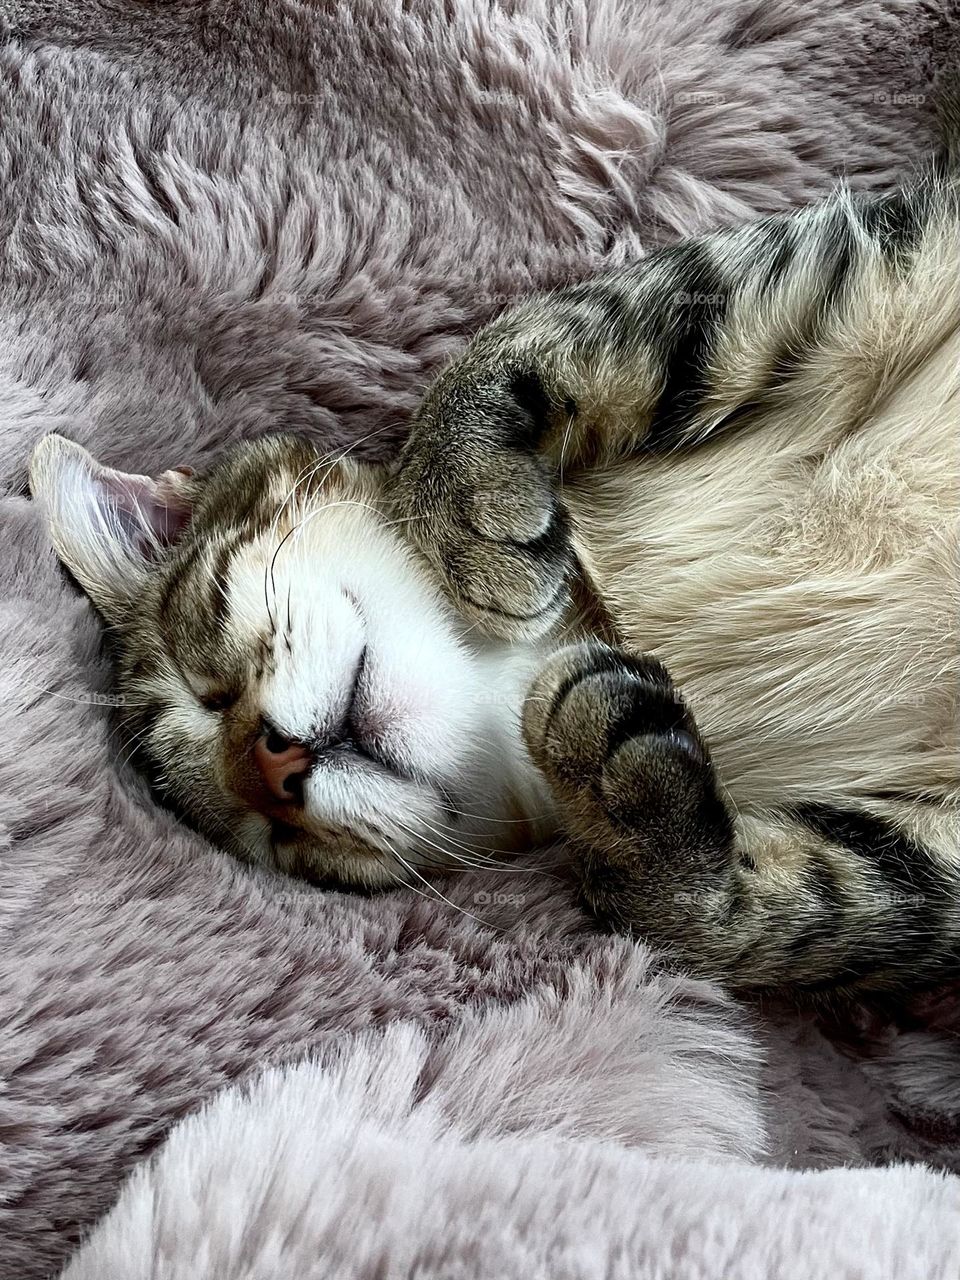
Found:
<box><xmin>30</xmin><ymin>175</ymin><xmax>960</xmax><ymax>994</ymax></box>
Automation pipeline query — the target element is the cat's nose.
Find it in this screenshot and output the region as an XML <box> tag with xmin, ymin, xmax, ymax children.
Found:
<box><xmin>254</xmin><ymin>727</ymin><xmax>313</xmax><ymax>803</ymax></box>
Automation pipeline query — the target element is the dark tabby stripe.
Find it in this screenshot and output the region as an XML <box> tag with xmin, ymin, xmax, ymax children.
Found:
<box><xmin>791</xmin><ymin>802</ymin><xmax>949</xmax><ymax>908</ymax></box>
<box><xmin>856</xmin><ymin>186</ymin><xmax>930</xmax><ymax>264</ymax></box>
<box><xmin>757</xmin><ymin>218</ymin><xmax>796</xmax><ymax>293</ymax></box>
<box><xmin>783</xmin><ymin>852</ymin><xmax>846</xmax><ymax>961</ymax></box>
<box><xmin>790</xmin><ymin>802</ymin><xmax>956</xmax><ymax>981</ymax></box>
<box><xmin>642</xmin><ymin>241</ymin><xmax>731</xmax><ymax>451</ymax></box>
<box><xmin>156</xmin><ymin>541</ymin><xmax>204</xmax><ymax>639</ymax></box>
<box><xmin>209</xmin><ymin>535</ymin><xmax>242</xmax><ymax>633</ymax></box>
<box><xmin>762</xmin><ymin>204</ymin><xmax>857</xmax><ymax>390</ymax></box>
<box><xmin>561</xmin><ymin>281</ymin><xmax>646</xmax><ymax>360</ymax></box>
<box><xmin>545</xmin><ymin>649</ymin><xmax>673</xmax><ymax>745</ymax></box>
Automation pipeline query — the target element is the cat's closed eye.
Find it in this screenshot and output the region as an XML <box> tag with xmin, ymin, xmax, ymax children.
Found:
<box><xmin>198</xmin><ymin>689</ymin><xmax>239</xmax><ymax>714</ymax></box>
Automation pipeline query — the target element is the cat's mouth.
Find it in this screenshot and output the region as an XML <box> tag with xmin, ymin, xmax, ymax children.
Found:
<box><xmin>314</xmin><ymin>736</ymin><xmax>406</xmax><ymax>778</ymax></box>
<box><xmin>262</xmin><ymin>746</ymin><xmax>450</xmax><ymax>850</ymax></box>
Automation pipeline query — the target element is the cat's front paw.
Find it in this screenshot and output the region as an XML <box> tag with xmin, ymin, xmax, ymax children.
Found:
<box><xmin>522</xmin><ymin>641</ymin><xmax>707</xmax><ymax>796</ymax></box>
<box><xmin>522</xmin><ymin>643</ymin><xmax>732</xmax><ymax>924</ymax></box>
<box><xmin>393</xmin><ymin>364</ymin><xmax>573</xmax><ymax>642</ymax></box>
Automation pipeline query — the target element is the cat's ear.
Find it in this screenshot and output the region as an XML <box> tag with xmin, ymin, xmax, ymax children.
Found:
<box><xmin>29</xmin><ymin>434</ymin><xmax>196</xmax><ymax>624</ymax></box>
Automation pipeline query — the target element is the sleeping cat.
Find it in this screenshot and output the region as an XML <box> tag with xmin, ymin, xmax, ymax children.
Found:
<box><xmin>30</xmin><ymin>176</ymin><xmax>960</xmax><ymax>994</ymax></box>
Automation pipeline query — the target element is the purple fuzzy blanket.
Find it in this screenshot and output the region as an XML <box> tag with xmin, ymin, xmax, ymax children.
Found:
<box><xmin>2</xmin><ymin>2</ymin><xmax>959</xmax><ymax>1276</ymax></box>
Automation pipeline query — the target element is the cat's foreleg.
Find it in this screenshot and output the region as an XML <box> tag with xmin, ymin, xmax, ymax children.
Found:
<box><xmin>394</xmin><ymin>186</ymin><xmax>933</xmax><ymax>640</ymax></box>
<box><xmin>524</xmin><ymin>642</ymin><xmax>960</xmax><ymax>994</ymax></box>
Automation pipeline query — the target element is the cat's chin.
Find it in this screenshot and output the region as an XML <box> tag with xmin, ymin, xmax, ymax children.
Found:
<box><xmin>242</xmin><ymin>725</ymin><xmax>557</xmax><ymax>893</ymax></box>
<box><xmin>266</xmin><ymin>825</ymin><xmax>409</xmax><ymax>891</ymax></box>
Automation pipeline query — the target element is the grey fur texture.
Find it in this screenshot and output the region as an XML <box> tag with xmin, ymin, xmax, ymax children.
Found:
<box><xmin>1</xmin><ymin>1</ymin><xmax>958</xmax><ymax>1276</ymax></box>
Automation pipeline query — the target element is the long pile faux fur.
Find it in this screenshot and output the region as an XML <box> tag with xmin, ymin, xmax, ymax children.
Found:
<box><xmin>1</xmin><ymin>2</ymin><xmax>959</xmax><ymax>1277</ymax></box>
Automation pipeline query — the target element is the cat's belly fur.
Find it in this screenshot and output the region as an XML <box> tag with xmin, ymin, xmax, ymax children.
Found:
<box><xmin>564</xmin><ymin>332</ymin><xmax>960</xmax><ymax>814</ymax></box>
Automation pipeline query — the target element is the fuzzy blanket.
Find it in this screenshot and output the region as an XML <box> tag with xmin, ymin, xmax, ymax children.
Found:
<box><xmin>2</xmin><ymin>2</ymin><xmax>959</xmax><ymax>1277</ymax></box>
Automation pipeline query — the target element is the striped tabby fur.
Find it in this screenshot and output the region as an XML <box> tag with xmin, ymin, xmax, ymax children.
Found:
<box><xmin>396</xmin><ymin>177</ymin><xmax>960</xmax><ymax>993</ymax></box>
<box><xmin>31</xmin><ymin>175</ymin><xmax>960</xmax><ymax>994</ymax></box>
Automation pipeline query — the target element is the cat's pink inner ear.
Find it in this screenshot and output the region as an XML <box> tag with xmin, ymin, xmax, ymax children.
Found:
<box><xmin>102</xmin><ymin>466</ymin><xmax>195</xmax><ymax>554</ymax></box>
<box><xmin>154</xmin><ymin>469</ymin><xmax>195</xmax><ymax>540</ymax></box>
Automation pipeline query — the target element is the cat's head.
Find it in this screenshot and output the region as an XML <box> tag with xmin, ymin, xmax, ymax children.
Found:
<box><xmin>29</xmin><ymin>434</ymin><xmax>547</xmax><ymax>887</ymax></box>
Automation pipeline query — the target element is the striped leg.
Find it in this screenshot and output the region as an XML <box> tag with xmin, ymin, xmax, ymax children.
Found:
<box><xmin>523</xmin><ymin>643</ymin><xmax>960</xmax><ymax>993</ymax></box>
<box><xmin>394</xmin><ymin>184</ymin><xmax>947</xmax><ymax>640</ymax></box>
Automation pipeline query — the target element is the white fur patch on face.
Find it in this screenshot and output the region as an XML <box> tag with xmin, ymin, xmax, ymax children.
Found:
<box><xmin>219</xmin><ymin>490</ymin><xmax>548</xmax><ymax>880</ymax></box>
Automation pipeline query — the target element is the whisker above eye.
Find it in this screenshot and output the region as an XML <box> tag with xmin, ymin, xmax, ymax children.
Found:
<box><xmin>262</xmin><ymin>420</ymin><xmax>405</xmax><ymax>613</ymax></box>
<box><xmin>267</xmin><ymin>524</ymin><xmax>298</xmax><ymax>628</ymax></box>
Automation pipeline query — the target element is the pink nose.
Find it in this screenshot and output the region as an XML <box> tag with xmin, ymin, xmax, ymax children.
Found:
<box><xmin>254</xmin><ymin>729</ymin><xmax>313</xmax><ymax>803</ymax></box>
